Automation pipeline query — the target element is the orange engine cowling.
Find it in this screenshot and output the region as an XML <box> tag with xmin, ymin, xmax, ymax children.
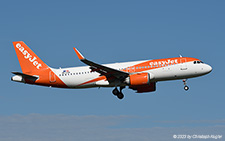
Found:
<box><xmin>125</xmin><ymin>73</ymin><xmax>150</xmax><ymax>86</ymax></box>
<box><xmin>124</xmin><ymin>73</ymin><xmax>156</xmax><ymax>93</ymax></box>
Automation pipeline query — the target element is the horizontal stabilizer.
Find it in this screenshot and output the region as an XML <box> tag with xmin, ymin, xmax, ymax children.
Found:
<box><xmin>12</xmin><ymin>72</ymin><xmax>38</xmax><ymax>79</ymax></box>
<box><xmin>11</xmin><ymin>72</ymin><xmax>39</xmax><ymax>83</ymax></box>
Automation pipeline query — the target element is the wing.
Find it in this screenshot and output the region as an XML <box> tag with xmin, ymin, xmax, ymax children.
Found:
<box><xmin>73</xmin><ymin>48</ymin><xmax>129</xmax><ymax>80</ymax></box>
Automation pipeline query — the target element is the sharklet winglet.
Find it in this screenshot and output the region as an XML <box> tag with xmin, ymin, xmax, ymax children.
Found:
<box><xmin>73</xmin><ymin>48</ymin><xmax>85</xmax><ymax>60</ymax></box>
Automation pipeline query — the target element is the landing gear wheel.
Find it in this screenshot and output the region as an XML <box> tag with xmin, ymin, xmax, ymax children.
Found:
<box><xmin>184</xmin><ymin>85</ymin><xmax>189</xmax><ymax>91</ymax></box>
<box><xmin>112</xmin><ymin>87</ymin><xmax>125</xmax><ymax>99</ymax></box>
<box><xmin>117</xmin><ymin>92</ymin><xmax>124</xmax><ymax>99</ymax></box>
<box><xmin>183</xmin><ymin>79</ymin><xmax>189</xmax><ymax>91</ymax></box>
<box><xmin>112</xmin><ymin>88</ymin><xmax>119</xmax><ymax>96</ymax></box>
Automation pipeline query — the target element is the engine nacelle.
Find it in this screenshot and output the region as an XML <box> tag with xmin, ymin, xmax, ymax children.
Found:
<box><xmin>129</xmin><ymin>82</ymin><xmax>156</xmax><ymax>93</ymax></box>
<box><xmin>124</xmin><ymin>73</ymin><xmax>156</xmax><ymax>93</ymax></box>
<box><xmin>125</xmin><ymin>73</ymin><xmax>150</xmax><ymax>86</ymax></box>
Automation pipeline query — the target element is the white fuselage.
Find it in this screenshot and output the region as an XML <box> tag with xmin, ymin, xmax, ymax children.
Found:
<box><xmin>51</xmin><ymin>59</ymin><xmax>212</xmax><ymax>88</ymax></box>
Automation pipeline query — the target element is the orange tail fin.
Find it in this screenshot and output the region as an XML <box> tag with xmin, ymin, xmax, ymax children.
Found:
<box><xmin>12</xmin><ymin>41</ymin><xmax>49</xmax><ymax>74</ymax></box>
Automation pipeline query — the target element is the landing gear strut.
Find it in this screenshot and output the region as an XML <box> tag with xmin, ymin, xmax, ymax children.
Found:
<box><xmin>112</xmin><ymin>87</ymin><xmax>125</xmax><ymax>99</ymax></box>
<box><xmin>183</xmin><ymin>79</ymin><xmax>189</xmax><ymax>91</ymax></box>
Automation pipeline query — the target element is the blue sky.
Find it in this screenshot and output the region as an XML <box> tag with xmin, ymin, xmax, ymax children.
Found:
<box><xmin>0</xmin><ymin>0</ymin><xmax>225</xmax><ymax>140</ymax></box>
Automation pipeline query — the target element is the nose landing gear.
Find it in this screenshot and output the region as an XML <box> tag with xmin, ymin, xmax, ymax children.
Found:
<box><xmin>112</xmin><ymin>87</ymin><xmax>125</xmax><ymax>99</ymax></box>
<box><xmin>184</xmin><ymin>85</ymin><xmax>189</xmax><ymax>91</ymax></box>
<box><xmin>183</xmin><ymin>79</ymin><xmax>189</xmax><ymax>91</ymax></box>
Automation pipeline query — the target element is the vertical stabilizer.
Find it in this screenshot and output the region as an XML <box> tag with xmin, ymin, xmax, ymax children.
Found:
<box><xmin>12</xmin><ymin>41</ymin><xmax>49</xmax><ymax>74</ymax></box>
<box><xmin>12</xmin><ymin>41</ymin><xmax>67</xmax><ymax>88</ymax></box>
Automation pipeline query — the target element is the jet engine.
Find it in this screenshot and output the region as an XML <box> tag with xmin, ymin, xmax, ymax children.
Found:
<box><xmin>124</xmin><ymin>73</ymin><xmax>156</xmax><ymax>93</ymax></box>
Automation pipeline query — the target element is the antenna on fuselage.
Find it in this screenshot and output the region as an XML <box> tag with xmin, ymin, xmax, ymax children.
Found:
<box><xmin>179</xmin><ymin>55</ymin><xmax>183</xmax><ymax>58</ymax></box>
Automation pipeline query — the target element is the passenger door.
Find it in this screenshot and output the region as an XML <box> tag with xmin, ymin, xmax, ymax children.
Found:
<box><xmin>180</xmin><ymin>58</ymin><xmax>187</xmax><ymax>70</ymax></box>
<box><xmin>49</xmin><ymin>71</ymin><xmax>56</xmax><ymax>83</ymax></box>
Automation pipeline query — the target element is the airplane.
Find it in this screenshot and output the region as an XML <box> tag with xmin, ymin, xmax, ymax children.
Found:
<box><xmin>11</xmin><ymin>41</ymin><xmax>212</xmax><ymax>99</ymax></box>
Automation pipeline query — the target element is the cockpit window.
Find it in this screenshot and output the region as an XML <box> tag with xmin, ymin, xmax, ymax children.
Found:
<box><xmin>193</xmin><ymin>60</ymin><xmax>204</xmax><ymax>64</ymax></box>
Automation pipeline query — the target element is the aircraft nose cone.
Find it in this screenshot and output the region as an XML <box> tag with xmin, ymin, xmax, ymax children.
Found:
<box><xmin>204</xmin><ymin>64</ymin><xmax>212</xmax><ymax>74</ymax></box>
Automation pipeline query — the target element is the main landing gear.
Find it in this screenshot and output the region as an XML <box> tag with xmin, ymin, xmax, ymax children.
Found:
<box><xmin>183</xmin><ymin>79</ymin><xmax>189</xmax><ymax>91</ymax></box>
<box><xmin>112</xmin><ymin>86</ymin><xmax>125</xmax><ymax>99</ymax></box>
